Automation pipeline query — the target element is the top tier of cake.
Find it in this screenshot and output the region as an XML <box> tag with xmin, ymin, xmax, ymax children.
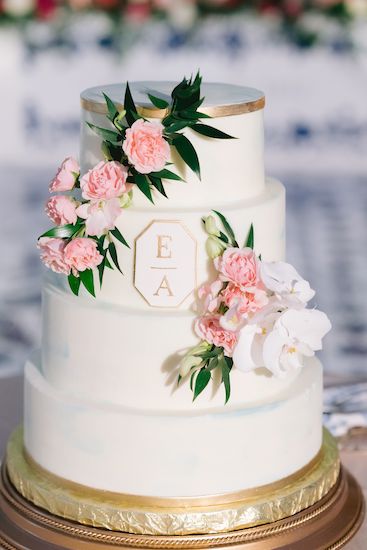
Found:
<box><xmin>80</xmin><ymin>82</ymin><xmax>265</xmax><ymax>209</ymax></box>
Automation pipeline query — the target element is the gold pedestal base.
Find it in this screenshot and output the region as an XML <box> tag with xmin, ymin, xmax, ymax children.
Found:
<box><xmin>0</xmin><ymin>461</ymin><xmax>364</xmax><ymax>550</ymax></box>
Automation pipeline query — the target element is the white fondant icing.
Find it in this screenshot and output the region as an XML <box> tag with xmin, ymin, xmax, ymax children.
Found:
<box><xmin>41</xmin><ymin>281</ymin><xmax>302</xmax><ymax>410</ymax></box>
<box><xmin>46</xmin><ymin>179</ymin><xmax>285</xmax><ymax>309</ymax></box>
<box><xmin>80</xmin><ymin>83</ymin><xmax>265</xmax><ymax>208</ymax></box>
<box><xmin>25</xmin><ymin>355</ymin><xmax>323</xmax><ymax>497</ymax></box>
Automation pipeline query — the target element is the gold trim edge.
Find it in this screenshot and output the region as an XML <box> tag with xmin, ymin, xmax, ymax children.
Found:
<box><xmin>80</xmin><ymin>97</ymin><xmax>265</xmax><ymax>119</ymax></box>
<box><xmin>1</xmin><ymin>464</ymin><xmax>362</xmax><ymax>549</ymax></box>
<box><xmin>5</xmin><ymin>427</ymin><xmax>341</xmax><ymax>536</ymax></box>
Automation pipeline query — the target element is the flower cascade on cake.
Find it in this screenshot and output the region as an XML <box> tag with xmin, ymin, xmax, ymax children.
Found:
<box><xmin>37</xmin><ymin>73</ymin><xmax>234</xmax><ymax>297</ymax></box>
<box><xmin>178</xmin><ymin>211</ymin><xmax>331</xmax><ymax>403</ymax></box>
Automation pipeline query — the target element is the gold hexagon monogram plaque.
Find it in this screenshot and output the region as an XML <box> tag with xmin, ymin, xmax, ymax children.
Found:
<box><xmin>134</xmin><ymin>220</ymin><xmax>197</xmax><ymax>308</ymax></box>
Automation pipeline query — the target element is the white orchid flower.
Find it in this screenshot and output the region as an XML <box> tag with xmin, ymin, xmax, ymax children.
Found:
<box><xmin>262</xmin><ymin>309</ymin><xmax>331</xmax><ymax>377</ymax></box>
<box><xmin>233</xmin><ymin>310</ymin><xmax>281</xmax><ymax>373</ymax></box>
<box><xmin>260</xmin><ymin>261</ymin><xmax>315</xmax><ymax>307</ymax></box>
<box><xmin>233</xmin><ymin>324</ymin><xmax>261</xmax><ymax>373</ymax></box>
<box><xmin>233</xmin><ymin>308</ymin><xmax>331</xmax><ymax>377</ymax></box>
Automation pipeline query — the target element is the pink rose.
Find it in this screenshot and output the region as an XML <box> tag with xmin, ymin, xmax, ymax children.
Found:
<box><xmin>80</xmin><ymin>161</ymin><xmax>129</xmax><ymax>200</ymax></box>
<box><xmin>64</xmin><ymin>238</ymin><xmax>103</xmax><ymax>275</ymax></box>
<box><xmin>45</xmin><ymin>195</ymin><xmax>78</xmax><ymax>226</ymax></box>
<box><xmin>214</xmin><ymin>247</ymin><xmax>260</xmax><ymax>291</ymax></box>
<box><xmin>76</xmin><ymin>198</ymin><xmax>122</xmax><ymax>237</ymax></box>
<box><xmin>49</xmin><ymin>157</ymin><xmax>79</xmax><ymax>192</ymax></box>
<box><xmin>195</xmin><ymin>315</ymin><xmax>237</xmax><ymax>356</ymax></box>
<box><xmin>38</xmin><ymin>237</ymin><xmax>70</xmax><ymax>275</ymax></box>
<box><xmin>123</xmin><ymin>119</ymin><xmax>170</xmax><ymax>174</ymax></box>
<box><xmin>222</xmin><ymin>283</ymin><xmax>268</xmax><ymax>316</ymax></box>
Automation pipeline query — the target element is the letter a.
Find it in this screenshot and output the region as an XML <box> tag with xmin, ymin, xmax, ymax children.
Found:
<box><xmin>153</xmin><ymin>275</ymin><xmax>174</xmax><ymax>297</ymax></box>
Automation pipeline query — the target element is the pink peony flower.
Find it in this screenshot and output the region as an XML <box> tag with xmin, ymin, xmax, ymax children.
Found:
<box><xmin>214</xmin><ymin>247</ymin><xmax>260</xmax><ymax>291</ymax></box>
<box><xmin>123</xmin><ymin>119</ymin><xmax>170</xmax><ymax>174</ymax></box>
<box><xmin>64</xmin><ymin>238</ymin><xmax>103</xmax><ymax>275</ymax></box>
<box><xmin>222</xmin><ymin>283</ymin><xmax>268</xmax><ymax>316</ymax></box>
<box><xmin>49</xmin><ymin>157</ymin><xmax>79</xmax><ymax>192</ymax></box>
<box><xmin>76</xmin><ymin>199</ymin><xmax>122</xmax><ymax>237</ymax></box>
<box><xmin>80</xmin><ymin>161</ymin><xmax>129</xmax><ymax>201</ymax></box>
<box><xmin>45</xmin><ymin>195</ymin><xmax>78</xmax><ymax>226</ymax></box>
<box><xmin>38</xmin><ymin>237</ymin><xmax>70</xmax><ymax>275</ymax></box>
<box><xmin>195</xmin><ymin>315</ymin><xmax>237</xmax><ymax>356</ymax></box>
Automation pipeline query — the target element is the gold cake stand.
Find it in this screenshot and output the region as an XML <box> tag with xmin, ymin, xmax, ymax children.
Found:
<box><xmin>0</xmin><ymin>427</ymin><xmax>364</xmax><ymax>550</ymax></box>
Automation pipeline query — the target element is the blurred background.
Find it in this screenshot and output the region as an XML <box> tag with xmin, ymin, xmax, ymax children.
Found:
<box><xmin>0</xmin><ymin>0</ymin><xmax>367</xmax><ymax>433</ymax></box>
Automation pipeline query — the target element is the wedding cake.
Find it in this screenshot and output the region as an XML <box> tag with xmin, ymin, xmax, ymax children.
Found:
<box><xmin>15</xmin><ymin>76</ymin><xmax>334</xmax><ymax>534</ymax></box>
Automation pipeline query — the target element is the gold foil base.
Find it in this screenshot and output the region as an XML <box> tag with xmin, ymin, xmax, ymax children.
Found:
<box><xmin>4</xmin><ymin>427</ymin><xmax>341</xmax><ymax>536</ymax></box>
<box><xmin>0</xmin><ymin>459</ymin><xmax>364</xmax><ymax>550</ymax></box>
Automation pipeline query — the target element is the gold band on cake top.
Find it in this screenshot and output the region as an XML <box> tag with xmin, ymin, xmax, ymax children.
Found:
<box><xmin>80</xmin><ymin>96</ymin><xmax>265</xmax><ymax>119</ymax></box>
<box><xmin>6</xmin><ymin>427</ymin><xmax>340</xmax><ymax>536</ymax></box>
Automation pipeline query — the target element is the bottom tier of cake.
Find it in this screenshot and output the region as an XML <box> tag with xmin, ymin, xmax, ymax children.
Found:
<box><xmin>24</xmin><ymin>354</ymin><xmax>323</xmax><ymax>498</ymax></box>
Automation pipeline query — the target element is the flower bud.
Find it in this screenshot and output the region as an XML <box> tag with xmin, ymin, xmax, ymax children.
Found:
<box><xmin>114</xmin><ymin>109</ymin><xmax>127</xmax><ymax>131</ymax></box>
<box><xmin>206</xmin><ymin>236</ymin><xmax>226</xmax><ymax>259</ymax></box>
<box><xmin>179</xmin><ymin>354</ymin><xmax>202</xmax><ymax>378</ymax></box>
<box><xmin>119</xmin><ymin>192</ymin><xmax>132</xmax><ymax>209</ymax></box>
<box><xmin>204</xmin><ymin>215</ymin><xmax>220</xmax><ymax>237</ymax></box>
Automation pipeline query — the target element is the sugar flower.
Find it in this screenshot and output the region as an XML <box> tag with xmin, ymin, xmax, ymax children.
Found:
<box><xmin>206</xmin><ymin>236</ymin><xmax>226</xmax><ymax>259</ymax></box>
<box><xmin>195</xmin><ymin>315</ymin><xmax>237</xmax><ymax>356</ymax></box>
<box><xmin>76</xmin><ymin>198</ymin><xmax>122</xmax><ymax>237</ymax></box>
<box><xmin>38</xmin><ymin>237</ymin><xmax>70</xmax><ymax>275</ymax></box>
<box><xmin>80</xmin><ymin>161</ymin><xmax>129</xmax><ymax>201</ymax></box>
<box><xmin>123</xmin><ymin>119</ymin><xmax>170</xmax><ymax>174</ymax></box>
<box><xmin>49</xmin><ymin>157</ymin><xmax>79</xmax><ymax>192</ymax></box>
<box><xmin>45</xmin><ymin>195</ymin><xmax>78</xmax><ymax>226</ymax></box>
<box><xmin>198</xmin><ymin>279</ymin><xmax>223</xmax><ymax>313</ymax></box>
<box><xmin>260</xmin><ymin>261</ymin><xmax>315</xmax><ymax>307</ymax></box>
<box><xmin>234</xmin><ymin>308</ymin><xmax>331</xmax><ymax>377</ymax></box>
<box><xmin>64</xmin><ymin>238</ymin><xmax>103</xmax><ymax>275</ymax></box>
<box><xmin>214</xmin><ymin>247</ymin><xmax>260</xmax><ymax>291</ymax></box>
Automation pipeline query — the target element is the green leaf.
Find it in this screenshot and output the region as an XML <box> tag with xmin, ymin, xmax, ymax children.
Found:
<box><xmin>219</xmin><ymin>231</ymin><xmax>229</xmax><ymax>244</ymax></box>
<box><xmin>163</xmin><ymin>120</ymin><xmax>190</xmax><ymax>133</ymax></box>
<box><xmin>212</xmin><ymin>210</ymin><xmax>238</xmax><ymax>247</ymax></box>
<box><xmin>177</xmin><ymin>374</ymin><xmax>182</xmax><ymax>386</ymax></box>
<box><xmin>195</xmin><ymin>348</ymin><xmax>220</xmax><ymax>360</ymax></box>
<box><xmin>179</xmin><ymin>111</ymin><xmax>210</xmax><ymax>120</ymax></box>
<box><xmin>124</xmin><ymin>82</ymin><xmax>139</xmax><ymax>126</ymax></box>
<box><xmin>101</xmin><ymin>140</ymin><xmax>123</xmax><ymax>162</ymax></box>
<box><xmin>220</xmin><ymin>358</ymin><xmax>231</xmax><ymax>404</ymax></box>
<box><xmin>193</xmin><ymin>369</ymin><xmax>211</xmax><ymax>401</ymax></box>
<box><xmin>148</xmin><ymin>93</ymin><xmax>169</xmax><ymax>109</ymax></box>
<box><xmin>191</xmin><ymin>124</ymin><xmax>236</xmax><ymax>139</ymax></box>
<box><xmin>207</xmin><ymin>356</ymin><xmax>219</xmax><ymax>371</ymax></box>
<box><xmin>151</xmin><ymin>168</ymin><xmax>183</xmax><ymax>181</ymax></box>
<box><xmin>68</xmin><ymin>273</ymin><xmax>81</xmax><ymax>296</ymax></box>
<box><xmin>86</xmin><ymin>122</ymin><xmax>121</xmax><ymax>144</ymax></box>
<box><xmin>245</xmin><ymin>224</ymin><xmax>254</xmax><ymax>249</ymax></box>
<box><xmin>173</xmin><ymin>134</ymin><xmax>201</xmax><ymax>180</ymax></box>
<box><xmin>108</xmin><ymin>242</ymin><xmax>123</xmax><ymax>274</ymax></box>
<box><xmin>135</xmin><ymin>173</ymin><xmax>153</xmax><ymax>203</ymax></box>
<box><xmin>149</xmin><ymin>176</ymin><xmax>168</xmax><ymax>198</ymax></box>
<box><xmin>105</xmin><ymin>257</ymin><xmax>113</xmax><ymax>269</ymax></box>
<box><xmin>39</xmin><ymin>223</ymin><xmax>81</xmax><ymax>240</ymax></box>
<box><xmin>98</xmin><ymin>255</ymin><xmax>106</xmax><ymax>288</ymax></box>
<box><xmin>80</xmin><ymin>269</ymin><xmax>95</xmax><ymax>297</ymax></box>
<box><xmin>111</xmin><ymin>227</ymin><xmax>130</xmax><ymax>249</ymax></box>
<box><xmin>103</xmin><ymin>93</ymin><xmax>119</xmax><ymax>122</ymax></box>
